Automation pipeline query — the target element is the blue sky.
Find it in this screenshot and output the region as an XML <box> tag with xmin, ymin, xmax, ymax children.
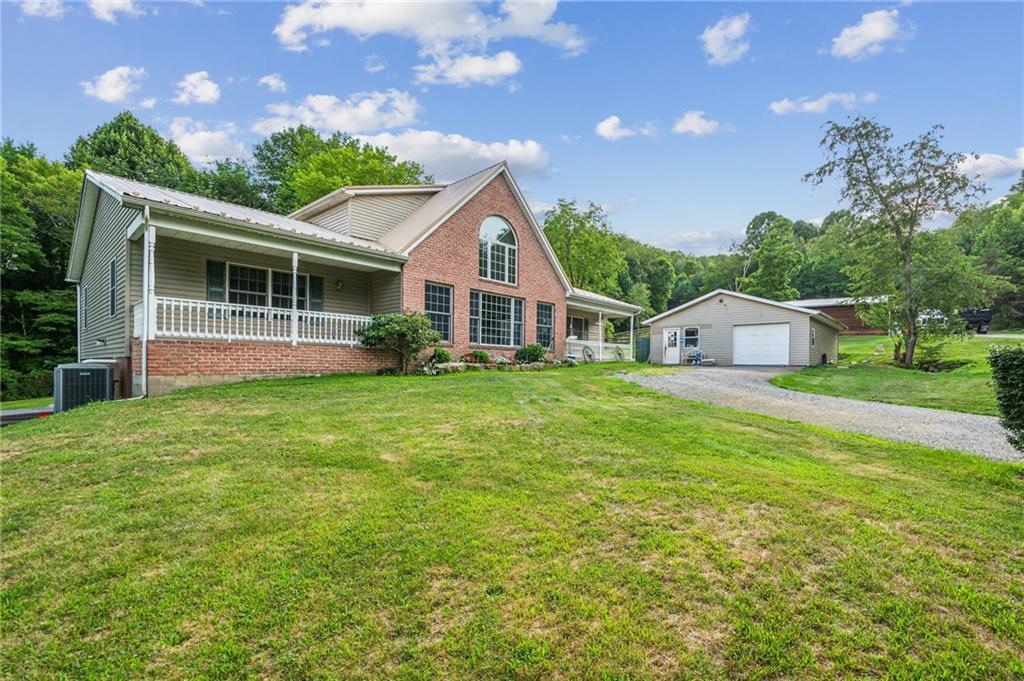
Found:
<box><xmin>3</xmin><ymin>1</ymin><xmax>1022</xmax><ymax>254</ymax></box>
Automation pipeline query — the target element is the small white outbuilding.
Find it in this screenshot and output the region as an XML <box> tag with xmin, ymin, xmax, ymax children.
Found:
<box><xmin>644</xmin><ymin>289</ymin><xmax>846</xmax><ymax>366</ymax></box>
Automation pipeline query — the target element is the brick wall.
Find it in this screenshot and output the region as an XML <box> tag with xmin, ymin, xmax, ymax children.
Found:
<box><xmin>131</xmin><ymin>339</ymin><xmax>398</xmax><ymax>395</ymax></box>
<box><xmin>818</xmin><ymin>305</ymin><xmax>883</xmax><ymax>334</ymax></box>
<box><xmin>401</xmin><ymin>172</ymin><xmax>567</xmax><ymax>359</ymax></box>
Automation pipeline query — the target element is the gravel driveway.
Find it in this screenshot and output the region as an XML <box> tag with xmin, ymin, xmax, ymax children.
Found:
<box><xmin>622</xmin><ymin>367</ymin><xmax>1021</xmax><ymax>462</ymax></box>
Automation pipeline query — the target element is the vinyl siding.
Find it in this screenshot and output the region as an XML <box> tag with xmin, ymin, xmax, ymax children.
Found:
<box><xmin>809</xmin><ymin>317</ymin><xmax>840</xmax><ymax>365</ymax></box>
<box><xmin>149</xmin><ymin>236</ymin><xmax>372</xmax><ymax>315</ymax></box>
<box><xmin>309</xmin><ymin>201</ymin><xmax>350</xmax><ymax>235</ymax></box>
<box><xmin>649</xmin><ymin>295</ymin><xmax>811</xmax><ymax>366</ymax></box>
<box><xmin>129</xmin><ymin>237</ymin><xmax>143</xmax><ymax>302</ymax></box>
<box><xmin>368</xmin><ymin>270</ymin><xmax>402</xmax><ymax>314</ymax></box>
<box><xmin>79</xmin><ymin>193</ymin><xmax>137</xmax><ymax>360</ymax></box>
<box><xmin>350</xmin><ymin>194</ymin><xmax>431</xmax><ymax>242</ymax></box>
<box><xmin>566</xmin><ymin>309</ymin><xmax>602</xmax><ymax>341</ymax></box>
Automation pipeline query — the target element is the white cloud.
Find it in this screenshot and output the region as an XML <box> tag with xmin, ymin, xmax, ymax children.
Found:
<box><xmin>831</xmin><ymin>9</ymin><xmax>910</xmax><ymax>60</ymax></box>
<box><xmin>87</xmin><ymin>0</ymin><xmax>143</xmax><ymax>23</ymax></box>
<box><xmin>20</xmin><ymin>0</ymin><xmax>66</xmax><ymax>18</ymax></box>
<box><xmin>529</xmin><ymin>200</ymin><xmax>556</xmax><ymax>219</ymax></box>
<box><xmin>415</xmin><ymin>50</ymin><xmax>522</xmax><ymax>86</ymax></box>
<box><xmin>251</xmin><ymin>89</ymin><xmax>420</xmax><ymax>135</ymax></box>
<box><xmin>138</xmin><ymin>97</ymin><xmax>157</xmax><ymax>109</ymax></box>
<box><xmin>169</xmin><ymin>118</ymin><xmax>247</xmax><ymax>164</ymax></box>
<box><xmin>656</xmin><ymin>229</ymin><xmax>739</xmax><ymax>255</ymax></box>
<box><xmin>699</xmin><ymin>13</ymin><xmax>751</xmax><ymax>66</ymax></box>
<box><xmin>364</xmin><ymin>54</ymin><xmax>387</xmax><ymax>73</ymax></box>
<box><xmin>672</xmin><ymin>111</ymin><xmax>721</xmax><ymax>136</ymax></box>
<box><xmin>80</xmin><ymin>65</ymin><xmax>146</xmax><ymax>103</ymax></box>
<box><xmin>958</xmin><ymin>147</ymin><xmax>1024</xmax><ymax>182</ymax></box>
<box><xmin>594</xmin><ymin>115</ymin><xmax>657</xmax><ymax>142</ymax></box>
<box><xmin>258</xmin><ymin>73</ymin><xmax>288</xmax><ymax>93</ymax></box>
<box><xmin>769</xmin><ymin>91</ymin><xmax>878</xmax><ymax>115</ymax></box>
<box><xmin>359</xmin><ymin>129</ymin><xmax>549</xmax><ymax>181</ymax></box>
<box><xmin>173</xmin><ymin>71</ymin><xmax>221</xmax><ymax>105</ymax></box>
<box><xmin>273</xmin><ymin>1</ymin><xmax>584</xmax><ymax>87</ymax></box>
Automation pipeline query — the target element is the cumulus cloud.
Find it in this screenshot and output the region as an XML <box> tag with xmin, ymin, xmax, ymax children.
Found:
<box><xmin>672</xmin><ymin>111</ymin><xmax>722</xmax><ymax>136</ymax></box>
<box><xmin>958</xmin><ymin>147</ymin><xmax>1024</xmax><ymax>182</ymax></box>
<box><xmin>699</xmin><ymin>13</ymin><xmax>751</xmax><ymax>66</ymax></box>
<box><xmin>86</xmin><ymin>0</ymin><xmax>143</xmax><ymax>23</ymax></box>
<box><xmin>173</xmin><ymin>71</ymin><xmax>221</xmax><ymax>105</ymax></box>
<box><xmin>594</xmin><ymin>115</ymin><xmax>656</xmax><ymax>141</ymax></box>
<box><xmin>138</xmin><ymin>97</ymin><xmax>157</xmax><ymax>109</ymax></box>
<box><xmin>360</xmin><ymin>129</ymin><xmax>549</xmax><ymax>181</ymax></box>
<box><xmin>169</xmin><ymin>117</ymin><xmax>247</xmax><ymax>164</ymax></box>
<box><xmin>251</xmin><ymin>89</ymin><xmax>420</xmax><ymax>135</ymax></box>
<box><xmin>415</xmin><ymin>50</ymin><xmax>522</xmax><ymax>86</ymax></box>
<box><xmin>831</xmin><ymin>9</ymin><xmax>911</xmax><ymax>60</ymax></box>
<box><xmin>273</xmin><ymin>1</ymin><xmax>584</xmax><ymax>87</ymax></box>
<box><xmin>657</xmin><ymin>229</ymin><xmax>739</xmax><ymax>255</ymax></box>
<box><xmin>258</xmin><ymin>73</ymin><xmax>288</xmax><ymax>93</ymax></box>
<box><xmin>20</xmin><ymin>0</ymin><xmax>66</xmax><ymax>18</ymax></box>
<box><xmin>364</xmin><ymin>54</ymin><xmax>387</xmax><ymax>73</ymax></box>
<box><xmin>80</xmin><ymin>65</ymin><xmax>146</xmax><ymax>103</ymax></box>
<box><xmin>769</xmin><ymin>91</ymin><xmax>878</xmax><ymax>115</ymax></box>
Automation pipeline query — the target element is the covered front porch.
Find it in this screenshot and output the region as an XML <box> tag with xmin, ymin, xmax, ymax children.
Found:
<box><xmin>564</xmin><ymin>289</ymin><xmax>643</xmax><ymax>362</ymax></box>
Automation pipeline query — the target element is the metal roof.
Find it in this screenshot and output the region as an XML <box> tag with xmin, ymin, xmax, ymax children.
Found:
<box><xmin>644</xmin><ymin>289</ymin><xmax>847</xmax><ymax>330</ymax></box>
<box><xmin>86</xmin><ymin>170</ymin><xmax>400</xmax><ymax>256</ymax></box>
<box><xmin>567</xmin><ymin>288</ymin><xmax>643</xmax><ymax>315</ymax></box>
<box><xmin>785</xmin><ymin>295</ymin><xmax>888</xmax><ymax>308</ymax></box>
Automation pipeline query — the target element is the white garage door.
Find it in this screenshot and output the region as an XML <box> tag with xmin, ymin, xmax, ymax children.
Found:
<box><xmin>733</xmin><ymin>323</ymin><xmax>790</xmax><ymax>365</ymax></box>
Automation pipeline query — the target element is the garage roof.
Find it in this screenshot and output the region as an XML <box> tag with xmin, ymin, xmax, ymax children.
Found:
<box><xmin>643</xmin><ymin>289</ymin><xmax>847</xmax><ymax>330</ymax></box>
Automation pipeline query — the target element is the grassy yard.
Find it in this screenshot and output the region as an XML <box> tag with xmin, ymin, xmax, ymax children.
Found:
<box><xmin>771</xmin><ymin>334</ymin><xmax>1024</xmax><ymax>416</ymax></box>
<box><xmin>2</xmin><ymin>365</ymin><xmax>1023</xmax><ymax>679</ymax></box>
<box><xmin>0</xmin><ymin>396</ymin><xmax>53</xmax><ymax>411</ymax></box>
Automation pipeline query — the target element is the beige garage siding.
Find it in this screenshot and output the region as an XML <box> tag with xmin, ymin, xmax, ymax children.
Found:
<box><xmin>809</xmin><ymin>317</ymin><xmax>840</xmax><ymax>365</ymax></box>
<box><xmin>649</xmin><ymin>294</ymin><xmax>811</xmax><ymax>366</ymax></box>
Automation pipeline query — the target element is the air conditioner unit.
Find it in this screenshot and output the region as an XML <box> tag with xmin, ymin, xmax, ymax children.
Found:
<box><xmin>53</xmin><ymin>363</ymin><xmax>113</xmax><ymax>413</ymax></box>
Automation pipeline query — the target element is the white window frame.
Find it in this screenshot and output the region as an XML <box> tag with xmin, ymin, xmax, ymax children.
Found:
<box><xmin>424</xmin><ymin>282</ymin><xmax>453</xmax><ymax>342</ymax></box>
<box><xmin>478</xmin><ymin>216</ymin><xmax>518</xmax><ymax>285</ymax></box>
<box><xmin>567</xmin><ymin>315</ymin><xmax>590</xmax><ymax>340</ymax></box>
<box><xmin>469</xmin><ymin>290</ymin><xmax>523</xmax><ymax>347</ymax></box>
<box><xmin>536</xmin><ymin>302</ymin><xmax>554</xmax><ymax>349</ymax></box>
<box><xmin>810</xmin><ymin>326</ymin><xmax>817</xmax><ymax>346</ymax></box>
<box><xmin>683</xmin><ymin>326</ymin><xmax>699</xmax><ymax>349</ymax></box>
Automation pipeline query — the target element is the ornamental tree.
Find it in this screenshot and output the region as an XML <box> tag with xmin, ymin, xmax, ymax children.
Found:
<box><xmin>358</xmin><ymin>312</ymin><xmax>441</xmax><ymax>374</ymax></box>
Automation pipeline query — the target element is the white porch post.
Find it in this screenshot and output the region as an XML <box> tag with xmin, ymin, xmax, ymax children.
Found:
<box><xmin>598</xmin><ymin>311</ymin><xmax>603</xmax><ymax>361</ymax></box>
<box><xmin>145</xmin><ymin>221</ymin><xmax>156</xmax><ymax>340</ymax></box>
<box><xmin>290</xmin><ymin>252</ymin><xmax>299</xmax><ymax>345</ymax></box>
<box><xmin>629</xmin><ymin>314</ymin><xmax>634</xmax><ymax>361</ymax></box>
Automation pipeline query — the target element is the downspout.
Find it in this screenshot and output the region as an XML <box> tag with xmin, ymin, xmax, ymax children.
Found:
<box><xmin>140</xmin><ymin>206</ymin><xmax>150</xmax><ymax>397</ymax></box>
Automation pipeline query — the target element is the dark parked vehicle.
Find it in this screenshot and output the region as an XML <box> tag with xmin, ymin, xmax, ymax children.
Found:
<box><xmin>960</xmin><ymin>309</ymin><xmax>992</xmax><ymax>334</ymax></box>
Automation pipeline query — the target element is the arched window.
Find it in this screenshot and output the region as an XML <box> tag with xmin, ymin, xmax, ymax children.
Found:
<box><xmin>478</xmin><ymin>216</ymin><xmax>517</xmax><ymax>284</ymax></box>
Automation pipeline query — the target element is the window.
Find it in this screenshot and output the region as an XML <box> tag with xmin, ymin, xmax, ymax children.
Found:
<box><xmin>207</xmin><ymin>261</ymin><xmax>324</xmax><ymax>313</ymax></box>
<box><xmin>810</xmin><ymin>326</ymin><xmax>817</xmax><ymax>346</ymax></box>
<box><xmin>469</xmin><ymin>290</ymin><xmax>523</xmax><ymax>346</ymax></box>
<box><xmin>271</xmin><ymin>271</ymin><xmax>308</xmax><ymax>310</ymax></box>
<box><xmin>478</xmin><ymin>216</ymin><xmax>517</xmax><ymax>284</ymax></box>
<box><xmin>425</xmin><ymin>283</ymin><xmax>452</xmax><ymax>342</ymax></box>
<box><xmin>228</xmin><ymin>264</ymin><xmax>267</xmax><ymax>307</ymax></box>
<box><xmin>567</xmin><ymin>316</ymin><xmax>590</xmax><ymax>340</ymax></box>
<box><xmin>683</xmin><ymin>327</ymin><xmax>699</xmax><ymax>348</ymax></box>
<box><xmin>536</xmin><ymin>302</ymin><xmax>554</xmax><ymax>349</ymax></box>
<box><xmin>108</xmin><ymin>259</ymin><xmax>117</xmax><ymax>317</ymax></box>
<box><xmin>81</xmin><ymin>287</ymin><xmax>88</xmax><ymax>329</ymax></box>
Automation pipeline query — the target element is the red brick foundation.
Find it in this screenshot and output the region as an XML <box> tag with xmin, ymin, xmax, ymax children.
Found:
<box><xmin>132</xmin><ymin>339</ymin><xmax>399</xmax><ymax>395</ymax></box>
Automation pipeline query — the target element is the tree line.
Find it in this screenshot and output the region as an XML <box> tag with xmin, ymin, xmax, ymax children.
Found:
<box><xmin>2</xmin><ymin>112</ymin><xmax>1022</xmax><ymax>397</ymax></box>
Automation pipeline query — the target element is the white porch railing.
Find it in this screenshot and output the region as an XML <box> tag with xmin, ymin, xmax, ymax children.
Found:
<box><xmin>566</xmin><ymin>337</ymin><xmax>633</xmax><ymax>362</ymax></box>
<box><xmin>152</xmin><ymin>297</ymin><xmax>371</xmax><ymax>346</ymax></box>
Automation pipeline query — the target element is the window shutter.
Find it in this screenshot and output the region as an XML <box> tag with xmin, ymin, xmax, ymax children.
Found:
<box><xmin>206</xmin><ymin>261</ymin><xmax>226</xmax><ymax>301</ymax></box>
<box><xmin>309</xmin><ymin>276</ymin><xmax>324</xmax><ymax>311</ymax></box>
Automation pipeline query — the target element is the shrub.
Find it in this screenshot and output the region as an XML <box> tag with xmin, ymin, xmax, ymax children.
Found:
<box><xmin>358</xmin><ymin>312</ymin><xmax>441</xmax><ymax>374</ymax></box>
<box><xmin>431</xmin><ymin>347</ymin><xmax>452</xmax><ymax>364</ymax></box>
<box><xmin>989</xmin><ymin>346</ymin><xmax>1024</xmax><ymax>451</ymax></box>
<box><xmin>470</xmin><ymin>350</ymin><xmax>490</xmax><ymax>364</ymax></box>
<box><xmin>515</xmin><ymin>343</ymin><xmax>548</xmax><ymax>364</ymax></box>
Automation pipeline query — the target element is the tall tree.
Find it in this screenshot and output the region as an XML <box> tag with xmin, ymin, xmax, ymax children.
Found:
<box><xmin>185</xmin><ymin>160</ymin><xmax>271</xmax><ymax>211</ymax></box>
<box><xmin>543</xmin><ymin>200</ymin><xmax>626</xmax><ymax>296</ymax></box>
<box><xmin>739</xmin><ymin>216</ymin><xmax>803</xmax><ymax>300</ymax></box>
<box><xmin>805</xmin><ymin>117</ymin><xmax>986</xmax><ymax>367</ymax></box>
<box><xmin>65</xmin><ymin>112</ymin><xmax>194</xmax><ymax>188</ymax></box>
<box><xmin>968</xmin><ymin>189</ymin><xmax>1024</xmax><ymax>327</ymax></box>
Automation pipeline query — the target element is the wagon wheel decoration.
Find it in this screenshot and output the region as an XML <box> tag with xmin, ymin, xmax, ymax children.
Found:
<box><xmin>581</xmin><ymin>346</ymin><xmax>596</xmax><ymax>363</ymax></box>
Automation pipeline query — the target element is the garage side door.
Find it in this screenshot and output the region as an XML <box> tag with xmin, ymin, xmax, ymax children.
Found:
<box><xmin>732</xmin><ymin>323</ymin><xmax>790</xmax><ymax>365</ymax></box>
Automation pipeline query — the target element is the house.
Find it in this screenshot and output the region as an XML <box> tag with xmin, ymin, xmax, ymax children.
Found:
<box><xmin>784</xmin><ymin>296</ymin><xmax>886</xmax><ymax>335</ymax></box>
<box><xmin>67</xmin><ymin>162</ymin><xmax>641</xmax><ymax>396</ymax></box>
<box><xmin>644</xmin><ymin>289</ymin><xmax>845</xmax><ymax>366</ymax></box>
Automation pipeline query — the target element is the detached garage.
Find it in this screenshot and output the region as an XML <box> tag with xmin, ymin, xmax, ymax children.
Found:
<box><xmin>644</xmin><ymin>289</ymin><xmax>845</xmax><ymax>367</ymax></box>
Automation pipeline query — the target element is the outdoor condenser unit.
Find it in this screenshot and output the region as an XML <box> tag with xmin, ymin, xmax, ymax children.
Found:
<box><xmin>53</xmin><ymin>363</ymin><xmax>113</xmax><ymax>413</ymax></box>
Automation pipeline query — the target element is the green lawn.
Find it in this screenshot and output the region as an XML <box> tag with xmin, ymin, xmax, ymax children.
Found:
<box><xmin>0</xmin><ymin>396</ymin><xmax>53</xmax><ymax>411</ymax></box>
<box><xmin>3</xmin><ymin>365</ymin><xmax>1022</xmax><ymax>679</ymax></box>
<box><xmin>771</xmin><ymin>334</ymin><xmax>1024</xmax><ymax>416</ymax></box>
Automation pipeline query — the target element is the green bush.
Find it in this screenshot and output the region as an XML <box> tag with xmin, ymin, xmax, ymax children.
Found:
<box><xmin>358</xmin><ymin>312</ymin><xmax>441</xmax><ymax>374</ymax></box>
<box><xmin>430</xmin><ymin>347</ymin><xmax>451</xmax><ymax>364</ymax></box>
<box><xmin>989</xmin><ymin>345</ymin><xmax>1024</xmax><ymax>451</ymax></box>
<box><xmin>470</xmin><ymin>350</ymin><xmax>490</xmax><ymax>364</ymax></box>
<box><xmin>515</xmin><ymin>344</ymin><xmax>548</xmax><ymax>364</ymax></box>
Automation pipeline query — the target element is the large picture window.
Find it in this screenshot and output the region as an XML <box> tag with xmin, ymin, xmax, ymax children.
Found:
<box><xmin>478</xmin><ymin>216</ymin><xmax>517</xmax><ymax>285</ymax></box>
<box><xmin>536</xmin><ymin>302</ymin><xmax>554</xmax><ymax>349</ymax></box>
<box><xmin>469</xmin><ymin>290</ymin><xmax>523</xmax><ymax>346</ymax></box>
<box><xmin>425</xmin><ymin>282</ymin><xmax>452</xmax><ymax>342</ymax></box>
<box><xmin>208</xmin><ymin>261</ymin><xmax>324</xmax><ymax>313</ymax></box>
